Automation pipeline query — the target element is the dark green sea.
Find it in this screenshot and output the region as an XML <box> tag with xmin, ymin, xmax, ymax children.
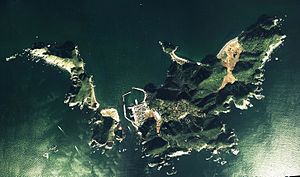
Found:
<box><xmin>1</xmin><ymin>0</ymin><xmax>300</xmax><ymax>176</ymax></box>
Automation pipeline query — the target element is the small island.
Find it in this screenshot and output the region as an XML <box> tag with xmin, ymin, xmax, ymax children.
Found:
<box><xmin>6</xmin><ymin>41</ymin><xmax>124</xmax><ymax>149</ymax></box>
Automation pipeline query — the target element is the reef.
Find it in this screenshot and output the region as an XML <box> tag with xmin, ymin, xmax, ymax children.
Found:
<box><xmin>6</xmin><ymin>41</ymin><xmax>124</xmax><ymax>149</ymax></box>
<box><xmin>123</xmin><ymin>15</ymin><xmax>286</xmax><ymax>167</ymax></box>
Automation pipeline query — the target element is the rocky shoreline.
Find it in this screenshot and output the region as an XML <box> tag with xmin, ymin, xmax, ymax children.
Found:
<box><xmin>6</xmin><ymin>41</ymin><xmax>124</xmax><ymax>149</ymax></box>
<box><xmin>123</xmin><ymin>15</ymin><xmax>286</xmax><ymax>168</ymax></box>
<box><xmin>5</xmin><ymin>15</ymin><xmax>286</xmax><ymax>172</ymax></box>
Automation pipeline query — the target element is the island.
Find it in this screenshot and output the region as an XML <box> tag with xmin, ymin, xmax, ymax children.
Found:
<box><xmin>123</xmin><ymin>15</ymin><xmax>286</xmax><ymax>167</ymax></box>
<box><xmin>6</xmin><ymin>41</ymin><xmax>124</xmax><ymax>149</ymax></box>
<box><xmin>5</xmin><ymin>15</ymin><xmax>285</xmax><ymax>171</ymax></box>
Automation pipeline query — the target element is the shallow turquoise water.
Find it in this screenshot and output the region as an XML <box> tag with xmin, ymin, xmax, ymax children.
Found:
<box><xmin>0</xmin><ymin>0</ymin><xmax>300</xmax><ymax>176</ymax></box>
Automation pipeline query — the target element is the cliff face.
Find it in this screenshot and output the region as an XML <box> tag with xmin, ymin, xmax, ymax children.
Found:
<box><xmin>123</xmin><ymin>15</ymin><xmax>285</xmax><ymax>166</ymax></box>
